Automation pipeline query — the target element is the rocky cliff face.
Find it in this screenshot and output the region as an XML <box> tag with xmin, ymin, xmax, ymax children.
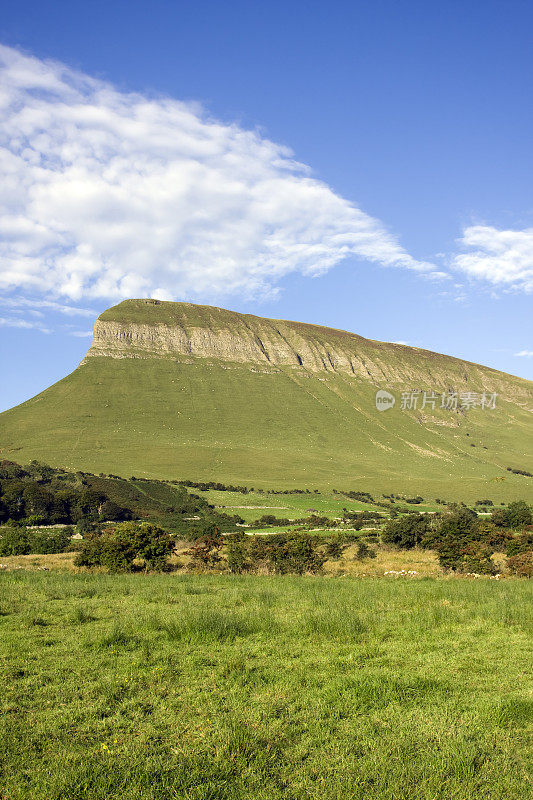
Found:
<box><xmin>84</xmin><ymin>299</ymin><xmax>531</xmax><ymax>396</ymax></box>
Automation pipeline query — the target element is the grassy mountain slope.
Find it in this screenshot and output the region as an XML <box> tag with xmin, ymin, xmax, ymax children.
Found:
<box><xmin>0</xmin><ymin>300</ymin><xmax>531</xmax><ymax>501</ymax></box>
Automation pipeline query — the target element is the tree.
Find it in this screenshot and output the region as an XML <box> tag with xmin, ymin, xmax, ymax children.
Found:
<box><xmin>507</xmin><ymin>501</ymin><xmax>532</xmax><ymax>529</ymax></box>
<box><xmin>99</xmin><ymin>500</ymin><xmax>131</xmax><ymax>522</ymax></box>
<box><xmin>0</xmin><ymin>527</ymin><xmax>30</xmax><ymax>556</ymax></box>
<box><xmin>188</xmin><ymin>525</ymin><xmax>224</xmax><ymax>568</ymax></box>
<box><xmin>75</xmin><ymin>522</ymin><xmax>174</xmax><ymax>572</ymax></box>
<box><xmin>354</xmin><ymin>541</ymin><xmax>377</xmax><ymax>560</ymax></box>
<box><xmin>433</xmin><ymin>509</ymin><xmax>496</xmax><ymax>573</ymax></box>
<box><xmin>226</xmin><ymin>541</ymin><xmax>251</xmax><ymax>573</ymax></box>
<box><xmin>382</xmin><ymin>513</ymin><xmax>430</xmax><ymax>549</ymax></box>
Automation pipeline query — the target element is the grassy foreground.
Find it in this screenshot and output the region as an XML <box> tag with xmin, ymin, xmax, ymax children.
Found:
<box><xmin>0</xmin><ymin>573</ymin><xmax>531</xmax><ymax>800</ymax></box>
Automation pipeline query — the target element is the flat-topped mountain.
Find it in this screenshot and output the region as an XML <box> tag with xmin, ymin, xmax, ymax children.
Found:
<box><xmin>1</xmin><ymin>299</ymin><xmax>531</xmax><ymax>500</ymax></box>
<box><xmin>87</xmin><ymin>300</ymin><xmax>525</xmax><ymax>395</ymax></box>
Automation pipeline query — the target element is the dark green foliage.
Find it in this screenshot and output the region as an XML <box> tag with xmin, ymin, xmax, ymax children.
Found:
<box><xmin>0</xmin><ymin>460</ymin><xmax>238</xmax><ymax>537</ymax></box>
<box><xmin>99</xmin><ymin>500</ymin><xmax>131</xmax><ymax>521</ymax></box>
<box><xmin>75</xmin><ymin>530</ymin><xmax>136</xmax><ymax>572</ymax></box>
<box><xmin>252</xmin><ymin>514</ymin><xmax>291</xmax><ymax>526</ymax></box>
<box><xmin>0</xmin><ymin>525</ymin><xmax>73</xmax><ymax>556</ymax></box>
<box><xmin>432</xmin><ymin>510</ymin><xmax>497</xmax><ymax>573</ymax></box>
<box><xmin>507</xmin><ymin>501</ymin><xmax>532</xmax><ymax>528</ymax></box>
<box><xmin>226</xmin><ymin>541</ymin><xmax>252</xmax><ymax>574</ymax></box>
<box><xmin>506</xmin><ymin>466</ymin><xmax>533</xmax><ymax>477</ymax></box>
<box><xmin>74</xmin><ymin>522</ymin><xmax>174</xmax><ymax>572</ymax></box>
<box><xmin>324</xmin><ymin>536</ymin><xmax>348</xmax><ymax>560</ymax></box>
<box><xmin>382</xmin><ymin>513</ymin><xmax>431</xmax><ymax>549</ymax></box>
<box><xmin>0</xmin><ymin>527</ymin><xmax>30</xmax><ymax>556</ymax></box>
<box><xmin>491</xmin><ymin>501</ymin><xmax>532</xmax><ymax>529</ymax></box>
<box><xmin>248</xmin><ymin>533</ymin><xmax>327</xmax><ymax>575</ymax></box>
<box><xmin>27</xmin><ymin>527</ymin><xmax>72</xmax><ymax>554</ymax></box>
<box><xmin>506</xmin><ymin>530</ymin><xmax>533</xmax><ymax>558</ymax></box>
<box><xmin>354</xmin><ymin>541</ymin><xmax>377</xmax><ymax>560</ymax></box>
<box><xmin>438</xmin><ymin>540</ymin><xmax>496</xmax><ymax>574</ymax></box>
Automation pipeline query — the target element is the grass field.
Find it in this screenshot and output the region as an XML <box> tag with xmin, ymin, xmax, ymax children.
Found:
<box><xmin>201</xmin><ymin>489</ymin><xmax>385</xmax><ymax>522</ymax></box>
<box><xmin>1</xmin><ymin>571</ymin><xmax>531</xmax><ymax>799</ymax></box>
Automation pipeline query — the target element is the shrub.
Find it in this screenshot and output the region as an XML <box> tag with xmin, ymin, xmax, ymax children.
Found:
<box><xmin>491</xmin><ymin>501</ymin><xmax>532</xmax><ymax>529</ymax></box>
<box><xmin>428</xmin><ymin>509</ymin><xmax>499</xmax><ymax>573</ymax></box>
<box><xmin>253</xmin><ymin>533</ymin><xmax>327</xmax><ymax>575</ymax></box>
<box><xmin>188</xmin><ymin>526</ymin><xmax>224</xmax><ymax>569</ymax></box>
<box><xmin>506</xmin><ymin>530</ymin><xmax>533</xmax><ymax>558</ymax></box>
<box><xmin>0</xmin><ymin>527</ymin><xmax>30</xmax><ymax>556</ymax></box>
<box><xmin>75</xmin><ymin>530</ymin><xmax>136</xmax><ymax>572</ymax></box>
<box><xmin>382</xmin><ymin>514</ymin><xmax>430</xmax><ymax>549</ymax></box>
<box><xmin>506</xmin><ymin>551</ymin><xmax>533</xmax><ymax>578</ymax></box>
<box><xmin>324</xmin><ymin>536</ymin><xmax>348</xmax><ymax>560</ymax></box>
<box><xmin>507</xmin><ymin>501</ymin><xmax>532</xmax><ymax>528</ymax></box>
<box><xmin>226</xmin><ymin>541</ymin><xmax>252</xmax><ymax>574</ymax></box>
<box><xmin>99</xmin><ymin>500</ymin><xmax>131</xmax><ymax>521</ymax></box>
<box><xmin>27</xmin><ymin>527</ymin><xmax>72</xmax><ymax>554</ymax></box>
<box><xmin>354</xmin><ymin>541</ymin><xmax>377</xmax><ymax>560</ymax></box>
<box><xmin>75</xmin><ymin>522</ymin><xmax>174</xmax><ymax>572</ymax></box>
<box><xmin>253</xmin><ymin>514</ymin><xmax>291</xmax><ymax>527</ymax></box>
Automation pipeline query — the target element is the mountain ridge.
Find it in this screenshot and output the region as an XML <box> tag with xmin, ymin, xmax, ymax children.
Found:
<box><xmin>0</xmin><ymin>299</ymin><xmax>531</xmax><ymax>500</ymax></box>
<box><xmin>85</xmin><ymin>300</ymin><xmax>529</xmax><ymax>395</ymax></box>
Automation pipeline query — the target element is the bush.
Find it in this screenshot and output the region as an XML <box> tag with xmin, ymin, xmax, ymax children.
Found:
<box><xmin>426</xmin><ymin>509</ymin><xmax>496</xmax><ymax>573</ymax></box>
<box><xmin>0</xmin><ymin>527</ymin><xmax>30</xmax><ymax>556</ymax></box>
<box><xmin>99</xmin><ymin>500</ymin><xmax>131</xmax><ymax>521</ymax></box>
<box><xmin>506</xmin><ymin>551</ymin><xmax>533</xmax><ymax>578</ymax></box>
<box><xmin>226</xmin><ymin>541</ymin><xmax>251</xmax><ymax>574</ymax></box>
<box><xmin>507</xmin><ymin>501</ymin><xmax>532</xmax><ymax>528</ymax></box>
<box><xmin>382</xmin><ymin>514</ymin><xmax>430</xmax><ymax>549</ymax></box>
<box><xmin>74</xmin><ymin>530</ymin><xmax>137</xmax><ymax>572</ymax></box>
<box><xmin>506</xmin><ymin>530</ymin><xmax>533</xmax><ymax>558</ymax></box>
<box><xmin>188</xmin><ymin>526</ymin><xmax>224</xmax><ymax>569</ymax></box>
<box><xmin>27</xmin><ymin>527</ymin><xmax>72</xmax><ymax>554</ymax></box>
<box><xmin>491</xmin><ymin>501</ymin><xmax>532</xmax><ymax>529</ymax></box>
<box><xmin>253</xmin><ymin>514</ymin><xmax>291</xmax><ymax>527</ymax></box>
<box><xmin>354</xmin><ymin>541</ymin><xmax>377</xmax><ymax>561</ymax></box>
<box><xmin>75</xmin><ymin>522</ymin><xmax>174</xmax><ymax>572</ymax></box>
<box><xmin>324</xmin><ymin>536</ymin><xmax>348</xmax><ymax>560</ymax></box>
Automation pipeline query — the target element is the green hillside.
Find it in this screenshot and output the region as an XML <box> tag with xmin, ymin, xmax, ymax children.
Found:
<box><xmin>0</xmin><ymin>299</ymin><xmax>531</xmax><ymax>502</ymax></box>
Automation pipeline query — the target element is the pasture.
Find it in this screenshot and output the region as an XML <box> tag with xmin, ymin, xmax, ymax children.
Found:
<box><xmin>0</xmin><ymin>571</ymin><xmax>531</xmax><ymax>799</ymax></box>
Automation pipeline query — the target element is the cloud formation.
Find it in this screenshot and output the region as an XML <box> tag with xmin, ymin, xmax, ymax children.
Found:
<box><xmin>0</xmin><ymin>44</ymin><xmax>438</xmax><ymax>303</ymax></box>
<box><xmin>0</xmin><ymin>316</ymin><xmax>51</xmax><ymax>334</ymax></box>
<box><xmin>515</xmin><ymin>350</ymin><xmax>533</xmax><ymax>358</ymax></box>
<box><xmin>453</xmin><ymin>225</ymin><xmax>533</xmax><ymax>293</ymax></box>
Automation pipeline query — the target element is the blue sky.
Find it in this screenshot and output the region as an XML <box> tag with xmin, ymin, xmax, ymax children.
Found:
<box><xmin>0</xmin><ymin>0</ymin><xmax>532</xmax><ymax>412</ymax></box>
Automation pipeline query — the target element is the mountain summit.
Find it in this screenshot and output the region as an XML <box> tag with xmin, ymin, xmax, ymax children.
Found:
<box><xmin>1</xmin><ymin>299</ymin><xmax>531</xmax><ymax>500</ymax></box>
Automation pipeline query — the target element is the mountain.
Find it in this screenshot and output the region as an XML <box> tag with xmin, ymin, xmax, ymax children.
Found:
<box><xmin>1</xmin><ymin>299</ymin><xmax>531</xmax><ymax>501</ymax></box>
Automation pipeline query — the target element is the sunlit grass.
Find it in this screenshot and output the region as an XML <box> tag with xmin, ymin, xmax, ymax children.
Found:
<box><xmin>0</xmin><ymin>572</ymin><xmax>531</xmax><ymax>799</ymax></box>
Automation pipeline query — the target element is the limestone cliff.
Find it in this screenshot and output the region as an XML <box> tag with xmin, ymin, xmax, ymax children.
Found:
<box><xmin>83</xmin><ymin>300</ymin><xmax>530</xmax><ymax>397</ymax></box>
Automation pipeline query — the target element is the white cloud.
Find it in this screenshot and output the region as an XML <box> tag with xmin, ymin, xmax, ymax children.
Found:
<box><xmin>0</xmin><ymin>44</ymin><xmax>438</xmax><ymax>304</ymax></box>
<box><xmin>69</xmin><ymin>330</ymin><xmax>92</xmax><ymax>337</ymax></box>
<box><xmin>0</xmin><ymin>296</ymin><xmax>97</xmax><ymax>316</ymax></box>
<box><xmin>0</xmin><ymin>316</ymin><xmax>51</xmax><ymax>333</ymax></box>
<box><xmin>515</xmin><ymin>350</ymin><xmax>533</xmax><ymax>358</ymax></box>
<box><xmin>453</xmin><ymin>225</ymin><xmax>533</xmax><ymax>293</ymax></box>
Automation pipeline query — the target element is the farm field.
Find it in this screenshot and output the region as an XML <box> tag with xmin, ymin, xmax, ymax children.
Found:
<box><xmin>200</xmin><ymin>489</ymin><xmax>386</xmax><ymax>523</ymax></box>
<box><xmin>1</xmin><ymin>571</ymin><xmax>531</xmax><ymax>800</ymax></box>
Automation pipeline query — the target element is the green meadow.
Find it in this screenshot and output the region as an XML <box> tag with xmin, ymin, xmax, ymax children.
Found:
<box><xmin>1</xmin><ymin>572</ymin><xmax>531</xmax><ymax>799</ymax></box>
<box><xmin>1</xmin><ymin>354</ymin><xmax>531</xmax><ymax>503</ymax></box>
